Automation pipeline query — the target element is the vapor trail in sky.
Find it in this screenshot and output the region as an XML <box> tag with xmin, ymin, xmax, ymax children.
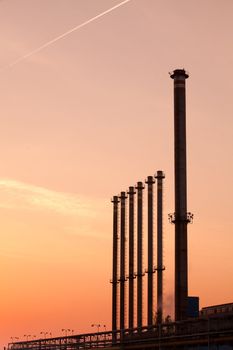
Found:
<box><xmin>2</xmin><ymin>0</ymin><xmax>132</xmax><ymax>70</ymax></box>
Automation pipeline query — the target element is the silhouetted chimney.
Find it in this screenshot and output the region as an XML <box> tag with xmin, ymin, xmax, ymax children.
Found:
<box><xmin>119</xmin><ymin>192</ymin><xmax>127</xmax><ymax>330</ymax></box>
<box><xmin>135</xmin><ymin>182</ymin><xmax>144</xmax><ymax>329</ymax></box>
<box><xmin>145</xmin><ymin>176</ymin><xmax>155</xmax><ymax>327</ymax></box>
<box><xmin>111</xmin><ymin>195</ymin><xmax>120</xmax><ymax>339</ymax></box>
<box><xmin>170</xmin><ymin>69</ymin><xmax>192</xmax><ymax>321</ymax></box>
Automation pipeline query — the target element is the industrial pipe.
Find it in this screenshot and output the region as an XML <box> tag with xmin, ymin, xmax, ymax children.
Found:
<box><xmin>170</xmin><ymin>69</ymin><xmax>190</xmax><ymax>321</ymax></box>
<box><xmin>155</xmin><ymin>171</ymin><xmax>165</xmax><ymax>324</ymax></box>
<box><xmin>135</xmin><ymin>182</ymin><xmax>144</xmax><ymax>329</ymax></box>
<box><xmin>119</xmin><ymin>191</ymin><xmax>127</xmax><ymax>331</ymax></box>
<box><xmin>145</xmin><ymin>176</ymin><xmax>155</xmax><ymax>327</ymax></box>
<box><xmin>111</xmin><ymin>196</ymin><xmax>120</xmax><ymax>338</ymax></box>
<box><xmin>127</xmin><ymin>186</ymin><xmax>136</xmax><ymax>330</ymax></box>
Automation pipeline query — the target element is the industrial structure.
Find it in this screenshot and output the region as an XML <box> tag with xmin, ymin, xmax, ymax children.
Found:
<box><xmin>7</xmin><ymin>315</ymin><xmax>233</xmax><ymax>350</ymax></box>
<box><xmin>155</xmin><ymin>170</ymin><xmax>165</xmax><ymax>324</ymax></box>
<box><xmin>110</xmin><ymin>69</ymin><xmax>192</xmax><ymax>331</ymax></box>
<box><xmin>111</xmin><ymin>196</ymin><xmax>119</xmax><ymax>338</ymax></box>
<box><xmin>119</xmin><ymin>191</ymin><xmax>127</xmax><ymax>332</ymax></box>
<box><xmin>135</xmin><ymin>181</ymin><xmax>144</xmax><ymax>330</ymax></box>
<box><xmin>111</xmin><ymin>172</ymin><xmax>165</xmax><ymax>332</ymax></box>
<box><xmin>7</xmin><ymin>70</ymin><xmax>233</xmax><ymax>350</ymax></box>
<box><xmin>169</xmin><ymin>69</ymin><xmax>193</xmax><ymax>321</ymax></box>
<box><xmin>127</xmin><ymin>186</ymin><xmax>136</xmax><ymax>330</ymax></box>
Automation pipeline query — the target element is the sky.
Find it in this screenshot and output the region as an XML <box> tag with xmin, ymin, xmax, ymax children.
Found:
<box><xmin>0</xmin><ymin>0</ymin><xmax>233</xmax><ymax>347</ymax></box>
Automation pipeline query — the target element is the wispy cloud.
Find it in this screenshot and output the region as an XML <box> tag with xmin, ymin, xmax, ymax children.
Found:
<box><xmin>0</xmin><ymin>179</ymin><xmax>109</xmax><ymax>261</ymax></box>
<box><xmin>0</xmin><ymin>179</ymin><xmax>105</xmax><ymax>216</ymax></box>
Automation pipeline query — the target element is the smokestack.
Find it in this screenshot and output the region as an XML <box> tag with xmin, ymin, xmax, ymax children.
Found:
<box><xmin>111</xmin><ymin>196</ymin><xmax>120</xmax><ymax>339</ymax></box>
<box><xmin>135</xmin><ymin>182</ymin><xmax>144</xmax><ymax>329</ymax></box>
<box><xmin>127</xmin><ymin>186</ymin><xmax>136</xmax><ymax>330</ymax></box>
<box><xmin>170</xmin><ymin>69</ymin><xmax>192</xmax><ymax>321</ymax></box>
<box><xmin>155</xmin><ymin>171</ymin><xmax>165</xmax><ymax>324</ymax></box>
<box><xmin>119</xmin><ymin>191</ymin><xmax>127</xmax><ymax>331</ymax></box>
<box><xmin>145</xmin><ymin>176</ymin><xmax>155</xmax><ymax>327</ymax></box>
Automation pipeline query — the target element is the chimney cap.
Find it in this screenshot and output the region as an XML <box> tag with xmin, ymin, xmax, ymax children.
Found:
<box><xmin>135</xmin><ymin>181</ymin><xmax>145</xmax><ymax>189</ymax></box>
<box><xmin>127</xmin><ymin>186</ymin><xmax>136</xmax><ymax>195</ymax></box>
<box><xmin>145</xmin><ymin>175</ymin><xmax>155</xmax><ymax>184</ymax></box>
<box><xmin>111</xmin><ymin>196</ymin><xmax>120</xmax><ymax>203</ymax></box>
<box><xmin>169</xmin><ymin>69</ymin><xmax>189</xmax><ymax>79</ymax></box>
<box><xmin>119</xmin><ymin>191</ymin><xmax>127</xmax><ymax>199</ymax></box>
<box><xmin>155</xmin><ymin>170</ymin><xmax>165</xmax><ymax>179</ymax></box>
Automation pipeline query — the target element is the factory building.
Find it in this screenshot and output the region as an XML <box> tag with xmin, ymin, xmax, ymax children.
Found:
<box><xmin>200</xmin><ymin>303</ymin><xmax>233</xmax><ymax>317</ymax></box>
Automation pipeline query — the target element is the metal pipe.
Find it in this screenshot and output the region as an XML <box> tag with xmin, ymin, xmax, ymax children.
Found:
<box><xmin>170</xmin><ymin>69</ymin><xmax>189</xmax><ymax>321</ymax></box>
<box><xmin>135</xmin><ymin>182</ymin><xmax>144</xmax><ymax>329</ymax></box>
<box><xmin>155</xmin><ymin>171</ymin><xmax>165</xmax><ymax>324</ymax></box>
<box><xmin>145</xmin><ymin>176</ymin><xmax>155</xmax><ymax>327</ymax></box>
<box><xmin>127</xmin><ymin>186</ymin><xmax>136</xmax><ymax>330</ymax></box>
<box><xmin>119</xmin><ymin>191</ymin><xmax>127</xmax><ymax>331</ymax></box>
<box><xmin>111</xmin><ymin>196</ymin><xmax>120</xmax><ymax>337</ymax></box>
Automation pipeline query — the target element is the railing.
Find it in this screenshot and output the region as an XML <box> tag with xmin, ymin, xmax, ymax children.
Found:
<box><xmin>8</xmin><ymin>313</ymin><xmax>233</xmax><ymax>350</ymax></box>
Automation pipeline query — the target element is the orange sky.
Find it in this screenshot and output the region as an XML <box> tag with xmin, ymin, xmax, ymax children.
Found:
<box><xmin>0</xmin><ymin>0</ymin><xmax>233</xmax><ymax>347</ymax></box>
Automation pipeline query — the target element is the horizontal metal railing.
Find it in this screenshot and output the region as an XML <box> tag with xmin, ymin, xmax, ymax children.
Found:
<box><xmin>8</xmin><ymin>313</ymin><xmax>233</xmax><ymax>350</ymax></box>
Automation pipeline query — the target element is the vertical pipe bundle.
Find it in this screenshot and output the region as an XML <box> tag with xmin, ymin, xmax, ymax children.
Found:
<box><xmin>111</xmin><ymin>196</ymin><xmax>120</xmax><ymax>337</ymax></box>
<box><xmin>112</xmin><ymin>171</ymin><xmax>166</xmax><ymax>332</ymax></box>
<box><xmin>135</xmin><ymin>182</ymin><xmax>144</xmax><ymax>329</ymax></box>
<box><xmin>145</xmin><ymin>176</ymin><xmax>155</xmax><ymax>327</ymax></box>
<box><xmin>170</xmin><ymin>69</ymin><xmax>189</xmax><ymax>321</ymax></box>
<box><xmin>155</xmin><ymin>171</ymin><xmax>165</xmax><ymax>324</ymax></box>
<box><xmin>127</xmin><ymin>186</ymin><xmax>136</xmax><ymax>330</ymax></box>
<box><xmin>119</xmin><ymin>191</ymin><xmax>127</xmax><ymax>331</ymax></box>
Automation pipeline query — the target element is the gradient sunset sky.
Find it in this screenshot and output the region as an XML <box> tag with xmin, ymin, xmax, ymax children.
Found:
<box><xmin>1</xmin><ymin>0</ymin><xmax>233</xmax><ymax>347</ymax></box>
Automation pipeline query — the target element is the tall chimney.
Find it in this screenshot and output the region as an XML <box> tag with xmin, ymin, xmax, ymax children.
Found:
<box><xmin>155</xmin><ymin>171</ymin><xmax>165</xmax><ymax>324</ymax></box>
<box><xmin>127</xmin><ymin>186</ymin><xmax>136</xmax><ymax>330</ymax></box>
<box><xmin>111</xmin><ymin>196</ymin><xmax>120</xmax><ymax>339</ymax></box>
<box><xmin>119</xmin><ymin>191</ymin><xmax>127</xmax><ymax>331</ymax></box>
<box><xmin>145</xmin><ymin>176</ymin><xmax>155</xmax><ymax>327</ymax></box>
<box><xmin>170</xmin><ymin>69</ymin><xmax>191</xmax><ymax>321</ymax></box>
<box><xmin>135</xmin><ymin>182</ymin><xmax>144</xmax><ymax>329</ymax></box>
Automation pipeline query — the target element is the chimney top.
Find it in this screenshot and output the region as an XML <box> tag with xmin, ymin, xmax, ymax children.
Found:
<box><xmin>170</xmin><ymin>69</ymin><xmax>189</xmax><ymax>79</ymax></box>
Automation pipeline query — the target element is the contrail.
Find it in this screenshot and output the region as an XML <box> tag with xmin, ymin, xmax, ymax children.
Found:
<box><xmin>2</xmin><ymin>0</ymin><xmax>132</xmax><ymax>70</ymax></box>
